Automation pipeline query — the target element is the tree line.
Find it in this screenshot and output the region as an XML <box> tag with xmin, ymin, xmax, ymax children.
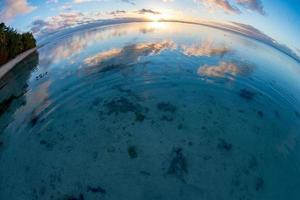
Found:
<box><xmin>0</xmin><ymin>23</ymin><xmax>36</xmax><ymax>65</ymax></box>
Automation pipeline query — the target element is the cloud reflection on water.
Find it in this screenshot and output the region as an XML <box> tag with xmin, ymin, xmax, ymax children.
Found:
<box><xmin>182</xmin><ymin>39</ymin><xmax>230</xmax><ymax>57</ymax></box>
<box><xmin>38</xmin><ymin>22</ymin><xmax>170</xmax><ymax>68</ymax></box>
<box><xmin>84</xmin><ymin>40</ymin><xmax>176</xmax><ymax>70</ymax></box>
<box><xmin>198</xmin><ymin>61</ymin><xmax>252</xmax><ymax>80</ymax></box>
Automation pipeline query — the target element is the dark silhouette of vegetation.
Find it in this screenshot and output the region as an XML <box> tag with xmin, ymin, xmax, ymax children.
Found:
<box><xmin>0</xmin><ymin>23</ymin><xmax>36</xmax><ymax>65</ymax></box>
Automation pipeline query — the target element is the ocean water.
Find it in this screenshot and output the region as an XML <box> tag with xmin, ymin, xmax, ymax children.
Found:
<box><xmin>1</xmin><ymin>22</ymin><xmax>300</xmax><ymax>200</ymax></box>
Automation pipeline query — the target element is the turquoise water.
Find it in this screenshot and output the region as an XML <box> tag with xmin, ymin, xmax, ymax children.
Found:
<box><xmin>1</xmin><ymin>22</ymin><xmax>300</xmax><ymax>200</ymax></box>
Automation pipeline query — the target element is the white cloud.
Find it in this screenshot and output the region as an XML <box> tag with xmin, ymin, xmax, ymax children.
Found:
<box><xmin>0</xmin><ymin>0</ymin><xmax>36</xmax><ymax>22</ymax></box>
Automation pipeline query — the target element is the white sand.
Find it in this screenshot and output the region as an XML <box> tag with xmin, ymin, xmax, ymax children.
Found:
<box><xmin>0</xmin><ymin>48</ymin><xmax>37</xmax><ymax>79</ymax></box>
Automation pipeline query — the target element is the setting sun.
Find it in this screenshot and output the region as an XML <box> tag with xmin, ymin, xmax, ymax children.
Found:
<box><xmin>149</xmin><ymin>14</ymin><xmax>161</xmax><ymax>21</ymax></box>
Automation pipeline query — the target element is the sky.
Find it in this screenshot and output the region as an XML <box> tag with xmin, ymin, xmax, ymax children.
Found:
<box><xmin>0</xmin><ymin>0</ymin><xmax>300</xmax><ymax>58</ymax></box>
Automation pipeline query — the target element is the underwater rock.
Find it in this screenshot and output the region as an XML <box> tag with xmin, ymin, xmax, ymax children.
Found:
<box><xmin>257</xmin><ymin>111</ymin><xmax>264</xmax><ymax>118</ymax></box>
<box><xmin>217</xmin><ymin>139</ymin><xmax>232</xmax><ymax>151</ymax></box>
<box><xmin>104</xmin><ymin>97</ymin><xmax>146</xmax><ymax>122</ymax></box>
<box><xmin>135</xmin><ymin>113</ymin><xmax>145</xmax><ymax>122</ymax></box>
<box><xmin>39</xmin><ymin>140</ymin><xmax>53</xmax><ymax>149</ymax></box>
<box><xmin>128</xmin><ymin>146</ymin><xmax>138</xmax><ymax>159</ymax></box>
<box><xmin>161</xmin><ymin>115</ymin><xmax>173</xmax><ymax>122</ymax></box>
<box><xmin>295</xmin><ymin>111</ymin><xmax>300</xmax><ymax>118</ymax></box>
<box><xmin>177</xmin><ymin>124</ymin><xmax>183</xmax><ymax>130</ymax></box>
<box><xmin>105</xmin><ymin>97</ymin><xmax>138</xmax><ymax>114</ymax></box>
<box><xmin>140</xmin><ymin>171</ymin><xmax>151</xmax><ymax>176</ymax></box>
<box><xmin>35</xmin><ymin>72</ymin><xmax>48</xmax><ymax>81</ymax></box>
<box><xmin>0</xmin><ymin>95</ymin><xmax>19</xmax><ymax>116</ymax></box>
<box><xmin>274</xmin><ymin>110</ymin><xmax>280</xmax><ymax>118</ymax></box>
<box><xmin>255</xmin><ymin>177</ymin><xmax>264</xmax><ymax>191</ymax></box>
<box><xmin>168</xmin><ymin>148</ymin><xmax>188</xmax><ymax>181</ymax></box>
<box><xmin>30</xmin><ymin>114</ymin><xmax>39</xmax><ymax>127</ymax></box>
<box><xmin>87</xmin><ymin>186</ymin><xmax>106</xmax><ymax>194</ymax></box>
<box><xmin>92</xmin><ymin>97</ymin><xmax>102</xmax><ymax>106</ymax></box>
<box><xmin>157</xmin><ymin>102</ymin><xmax>177</xmax><ymax>113</ymax></box>
<box><xmin>239</xmin><ymin>89</ymin><xmax>256</xmax><ymax>101</ymax></box>
<box><xmin>65</xmin><ymin>194</ymin><xmax>85</xmax><ymax>200</ymax></box>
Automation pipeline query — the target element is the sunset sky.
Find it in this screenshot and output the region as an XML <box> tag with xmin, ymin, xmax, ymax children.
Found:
<box><xmin>1</xmin><ymin>0</ymin><xmax>300</xmax><ymax>56</ymax></box>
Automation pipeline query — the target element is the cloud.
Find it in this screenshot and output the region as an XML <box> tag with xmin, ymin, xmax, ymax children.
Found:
<box><xmin>108</xmin><ymin>10</ymin><xmax>127</xmax><ymax>16</ymax></box>
<box><xmin>30</xmin><ymin>8</ymin><xmax>161</xmax><ymax>36</ymax></box>
<box><xmin>136</xmin><ymin>9</ymin><xmax>161</xmax><ymax>15</ymax></box>
<box><xmin>84</xmin><ymin>40</ymin><xmax>176</xmax><ymax>71</ymax></box>
<box><xmin>0</xmin><ymin>0</ymin><xmax>36</xmax><ymax>22</ymax></box>
<box><xmin>198</xmin><ymin>62</ymin><xmax>241</xmax><ymax>78</ymax></box>
<box><xmin>73</xmin><ymin>0</ymin><xmax>135</xmax><ymax>4</ymax></box>
<box><xmin>38</xmin><ymin>22</ymin><xmax>166</xmax><ymax>68</ymax></box>
<box><xmin>236</xmin><ymin>0</ymin><xmax>265</xmax><ymax>15</ymax></box>
<box><xmin>182</xmin><ymin>39</ymin><xmax>230</xmax><ymax>57</ymax></box>
<box><xmin>198</xmin><ymin>61</ymin><xmax>252</xmax><ymax>79</ymax></box>
<box><xmin>197</xmin><ymin>0</ymin><xmax>240</xmax><ymax>14</ymax></box>
<box><xmin>30</xmin><ymin>12</ymin><xmax>103</xmax><ymax>35</ymax></box>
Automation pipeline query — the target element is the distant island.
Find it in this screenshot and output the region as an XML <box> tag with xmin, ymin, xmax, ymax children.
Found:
<box><xmin>0</xmin><ymin>23</ymin><xmax>36</xmax><ymax>66</ymax></box>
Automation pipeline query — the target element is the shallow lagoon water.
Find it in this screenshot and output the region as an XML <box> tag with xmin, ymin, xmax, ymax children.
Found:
<box><xmin>1</xmin><ymin>22</ymin><xmax>300</xmax><ymax>200</ymax></box>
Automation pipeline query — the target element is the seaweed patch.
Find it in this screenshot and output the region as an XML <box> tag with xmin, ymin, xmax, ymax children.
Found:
<box><xmin>87</xmin><ymin>186</ymin><xmax>106</xmax><ymax>194</ymax></box>
<box><xmin>257</xmin><ymin>110</ymin><xmax>264</xmax><ymax>118</ymax></box>
<box><xmin>157</xmin><ymin>102</ymin><xmax>177</xmax><ymax>113</ymax></box>
<box><xmin>239</xmin><ymin>89</ymin><xmax>256</xmax><ymax>101</ymax></box>
<box><xmin>104</xmin><ymin>97</ymin><xmax>146</xmax><ymax>123</ymax></box>
<box><xmin>217</xmin><ymin>139</ymin><xmax>232</xmax><ymax>151</ymax></box>
<box><xmin>128</xmin><ymin>146</ymin><xmax>138</xmax><ymax>159</ymax></box>
<box><xmin>168</xmin><ymin>147</ymin><xmax>188</xmax><ymax>181</ymax></box>
<box><xmin>30</xmin><ymin>114</ymin><xmax>39</xmax><ymax>127</ymax></box>
<box><xmin>0</xmin><ymin>95</ymin><xmax>21</xmax><ymax>116</ymax></box>
<box><xmin>295</xmin><ymin>111</ymin><xmax>300</xmax><ymax>118</ymax></box>
<box><xmin>65</xmin><ymin>193</ymin><xmax>85</xmax><ymax>200</ymax></box>
<box><xmin>40</xmin><ymin>140</ymin><xmax>53</xmax><ymax>150</ymax></box>
<box><xmin>161</xmin><ymin>115</ymin><xmax>173</xmax><ymax>122</ymax></box>
<box><xmin>255</xmin><ymin>177</ymin><xmax>264</xmax><ymax>191</ymax></box>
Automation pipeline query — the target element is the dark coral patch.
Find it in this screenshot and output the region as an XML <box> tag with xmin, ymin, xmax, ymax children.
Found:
<box><xmin>255</xmin><ymin>177</ymin><xmax>264</xmax><ymax>191</ymax></box>
<box><xmin>104</xmin><ymin>97</ymin><xmax>146</xmax><ymax>122</ymax></box>
<box><xmin>168</xmin><ymin>148</ymin><xmax>188</xmax><ymax>180</ymax></box>
<box><xmin>217</xmin><ymin>139</ymin><xmax>232</xmax><ymax>151</ymax></box>
<box><xmin>239</xmin><ymin>89</ymin><xmax>256</xmax><ymax>101</ymax></box>
<box><xmin>295</xmin><ymin>111</ymin><xmax>300</xmax><ymax>118</ymax></box>
<box><xmin>128</xmin><ymin>146</ymin><xmax>138</xmax><ymax>159</ymax></box>
<box><xmin>87</xmin><ymin>186</ymin><xmax>106</xmax><ymax>194</ymax></box>
<box><xmin>135</xmin><ymin>113</ymin><xmax>145</xmax><ymax>122</ymax></box>
<box><xmin>161</xmin><ymin>115</ymin><xmax>173</xmax><ymax>122</ymax></box>
<box><xmin>66</xmin><ymin>193</ymin><xmax>85</xmax><ymax>200</ymax></box>
<box><xmin>30</xmin><ymin>115</ymin><xmax>39</xmax><ymax>127</ymax></box>
<box><xmin>157</xmin><ymin>102</ymin><xmax>177</xmax><ymax>113</ymax></box>
<box><xmin>257</xmin><ymin>110</ymin><xmax>264</xmax><ymax>118</ymax></box>
<box><xmin>0</xmin><ymin>95</ymin><xmax>20</xmax><ymax>116</ymax></box>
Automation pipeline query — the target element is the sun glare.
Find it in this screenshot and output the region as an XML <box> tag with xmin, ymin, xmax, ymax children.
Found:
<box><xmin>148</xmin><ymin>21</ymin><xmax>168</xmax><ymax>30</ymax></box>
<box><xmin>149</xmin><ymin>14</ymin><xmax>162</xmax><ymax>22</ymax></box>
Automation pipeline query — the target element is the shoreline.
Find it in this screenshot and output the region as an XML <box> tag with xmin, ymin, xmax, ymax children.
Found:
<box><xmin>0</xmin><ymin>48</ymin><xmax>37</xmax><ymax>79</ymax></box>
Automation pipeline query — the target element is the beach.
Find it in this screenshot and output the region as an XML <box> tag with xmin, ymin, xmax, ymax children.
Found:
<box><xmin>0</xmin><ymin>48</ymin><xmax>37</xmax><ymax>79</ymax></box>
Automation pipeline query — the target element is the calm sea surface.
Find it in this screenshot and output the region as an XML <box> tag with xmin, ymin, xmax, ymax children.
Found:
<box><xmin>1</xmin><ymin>22</ymin><xmax>300</xmax><ymax>200</ymax></box>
